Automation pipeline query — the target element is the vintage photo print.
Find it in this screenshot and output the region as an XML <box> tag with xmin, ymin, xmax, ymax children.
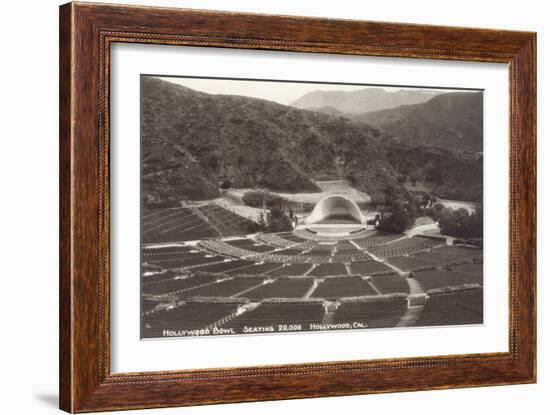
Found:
<box><xmin>140</xmin><ymin>75</ymin><xmax>483</xmax><ymax>339</ymax></box>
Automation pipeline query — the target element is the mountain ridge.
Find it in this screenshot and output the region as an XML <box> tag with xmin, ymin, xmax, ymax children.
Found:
<box><xmin>351</xmin><ymin>91</ymin><xmax>483</xmax><ymax>152</ymax></box>
<box><xmin>141</xmin><ymin>77</ymin><xmax>398</xmax><ymax>206</ymax></box>
<box><xmin>141</xmin><ymin>77</ymin><xmax>483</xmax><ymax>207</ymax></box>
<box><xmin>291</xmin><ymin>87</ymin><xmax>440</xmax><ymax>114</ymax></box>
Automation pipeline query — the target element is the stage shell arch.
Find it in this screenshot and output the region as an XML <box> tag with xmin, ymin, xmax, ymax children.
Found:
<box><xmin>304</xmin><ymin>195</ymin><xmax>365</xmax><ymax>225</ymax></box>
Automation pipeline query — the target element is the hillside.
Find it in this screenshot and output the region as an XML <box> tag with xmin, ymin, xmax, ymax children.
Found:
<box><xmin>304</xmin><ymin>106</ymin><xmax>346</xmax><ymax>116</ymax></box>
<box><xmin>141</xmin><ymin>77</ymin><xmax>483</xmax><ymax>206</ymax></box>
<box><xmin>141</xmin><ymin>138</ymin><xmax>220</xmax><ymax>206</ymax></box>
<box><xmin>383</xmin><ymin>144</ymin><xmax>483</xmax><ymax>201</ymax></box>
<box><xmin>141</xmin><ymin>77</ymin><xmax>399</xmax><ymax>207</ymax></box>
<box><xmin>291</xmin><ymin>88</ymin><xmax>439</xmax><ymax>114</ymax></box>
<box><xmin>352</xmin><ymin>92</ymin><xmax>483</xmax><ymax>153</ymax></box>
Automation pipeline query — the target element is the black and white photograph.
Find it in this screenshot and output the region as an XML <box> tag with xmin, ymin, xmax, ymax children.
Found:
<box><xmin>2</xmin><ymin>0</ymin><xmax>544</xmax><ymax>413</ymax></box>
<box><xmin>140</xmin><ymin>75</ymin><xmax>484</xmax><ymax>339</ymax></box>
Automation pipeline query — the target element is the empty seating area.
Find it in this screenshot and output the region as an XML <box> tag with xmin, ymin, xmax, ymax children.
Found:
<box><xmin>142</xmin><ymin>244</ymin><xmax>189</xmax><ymax>254</ymax></box>
<box><xmin>142</xmin><ymin>244</ymin><xmax>193</xmax><ymax>257</ymax></box>
<box><xmin>141</xmin><ymin>205</ymin><xmax>257</xmax><ymax>244</ymax></box>
<box><xmin>367</xmin><ymin>236</ymin><xmax>442</xmax><ymax>258</ymax></box>
<box><xmin>224</xmin><ymin>238</ymin><xmax>275</xmax><ymax>253</ymax></box>
<box><xmin>221</xmin><ymin>302</ymin><xmax>325</xmax><ymax>333</ymax></box>
<box><xmin>247</xmin><ymin>252</ymin><xmax>332</xmax><ymax>264</ymax></box>
<box><xmin>309</xmin><ymin>242</ymin><xmax>336</xmax><ymax>251</ymax></box>
<box><xmin>266</xmin><ymin>263</ymin><xmax>313</xmax><ymax>276</ymax></box>
<box><xmin>410</xmin><ymin>246</ymin><xmax>482</xmax><ymax>266</ymax></box>
<box><xmin>378</xmin><ymin>243</ymin><xmax>483</xmax><ymax>273</ymax></box>
<box><xmin>312</xmin><ymin>277</ymin><xmax>377</xmax><ymax>299</ymax></box>
<box><xmin>142</xmin><ymin>301</ymin><xmax>242</xmax><ymax>337</ymax></box>
<box><xmin>334</xmin><ymin>297</ymin><xmax>408</xmax><ymax>328</ymax></box>
<box><xmin>196</xmin><ymin>239</ymin><xmax>366</xmax><ymax>264</ymax></box>
<box><xmin>302</xmin><ymin>249</ymin><xmax>334</xmax><ymax>257</ymax></box>
<box><xmin>412</xmin><ymin>251</ymin><xmax>466</xmax><ymax>265</ymax></box>
<box><xmin>353</xmin><ymin>233</ymin><xmax>402</xmax><ymax>248</ymax></box>
<box><xmin>181</xmin><ymin>277</ymin><xmax>265</xmax><ymax>298</ymax></box>
<box><xmin>141</xmin><ymin>225</ymin><xmax>484</xmax><ymax>338</ymax></box>
<box><xmin>141</xmin><ymin>270</ymin><xmax>178</xmax><ymax>285</ymax></box>
<box><xmin>298</xmin><ymin>254</ymin><xmax>337</xmax><ymax>263</ymax></box>
<box><xmin>294</xmin><ymin>240</ymin><xmax>318</xmax><ymax>250</ymax></box>
<box><xmin>143</xmin><ymin>251</ymin><xmax>200</xmax><ymax>262</ymax></box>
<box><xmin>277</xmin><ymin>233</ymin><xmax>307</xmax><ymax>243</ymax></box>
<box><xmin>192</xmin><ymin>259</ymin><xmax>255</xmax><ymax>273</ymax></box>
<box><xmin>335</xmin><ymin>240</ymin><xmax>359</xmax><ymax>251</ymax></box>
<box><xmin>141</xmin><ymin>299</ymin><xmax>162</xmax><ymax>314</ymax></box>
<box><xmin>244</xmin><ymin>279</ymin><xmax>313</xmax><ymax>300</ymax></box>
<box><xmin>308</xmin><ymin>263</ymin><xmax>348</xmax><ymax>277</ymax></box>
<box><xmin>242</xmin><ymin>244</ymin><xmax>278</xmax><ymax>253</ymax></box>
<box><xmin>255</xmin><ymin>233</ymin><xmax>297</xmax><ymax>247</ymax></box>
<box><xmin>411</xmin><ymin>269</ymin><xmax>482</xmax><ymax>292</ymax></box>
<box><xmin>223</xmin><ymin>238</ymin><xmax>256</xmax><ymax>247</ymax></box>
<box><xmin>415</xmin><ymin>288</ymin><xmax>483</xmax><ymax>327</ymax></box>
<box><xmin>436</xmin><ymin>246</ymin><xmax>483</xmax><ymax>258</ymax></box>
<box><xmin>141</xmin><ymin>274</ymin><xmax>220</xmax><ymax>296</ymax></box>
<box><xmin>332</xmin><ymin>252</ymin><xmax>373</xmax><ymax>263</ymax></box>
<box><xmin>198</xmin><ymin>239</ymin><xmax>255</xmax><ymax>258</ymax></box>
<box><xmin>387</xmin><ymin>256</ymin><xmax>437</xmax><ymax>272</ymax></box>
<box><xmin>142</xmin><ymin>287</ymin><xmax>483</xmax><ymax>338</ymax></box>
<box><xmin>450</xmin><ymin>263</ymin><xmax>483</xmax><ymax>277</ymax></box>
<box><xmin>142</xmin><ymin>207</ymin><xmax>219</xmax><ymax>243</ymax></box>
<box><xmin>336</xmin><ymin>248</ymin><xmax>360</xmax><ymax>255</ymax></box>
<box><xmin>276</xmin><ymin>248</ymin><xmax>306</xmax><ymax>255</ymax></box>
<box><xmin>227</xmin><ymin>262</ymin><xmax>284</xmax><ymax>276</ymax></box>
<box><xmin>349</xmin><ymin>260</ymin><xmax>393</xmax><ymax>276</ymax></box>
<box><xmin>146</xmin><ymin>254</ymin><xmax>227</xmax><ymax>270</ymax></box>
<box><xmin>247</xmin><ymin>253</ymin><xmax>306</xmax><ymax>263</ymax></box>
<box><xmin>197</xmin><ymin>204</ymin><xmax>256</xmax><ymax>237</ymax></box>
<box><xmin>370</xmin><ymin>274</ymin><xmax>410</xmax><ymax>295</ymax></box>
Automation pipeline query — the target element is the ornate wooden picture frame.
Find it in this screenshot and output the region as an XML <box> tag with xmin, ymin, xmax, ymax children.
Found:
<box><xmin>59</xmin><ymin>2</ymin><xmax>536</xmax><ymax>412</ymax></box>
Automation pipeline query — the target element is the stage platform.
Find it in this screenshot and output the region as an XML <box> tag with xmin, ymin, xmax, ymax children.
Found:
<box><xmin>294</xmin><ymin>224</ymin><xmax>377</xmax><ymax>240</ymax></box>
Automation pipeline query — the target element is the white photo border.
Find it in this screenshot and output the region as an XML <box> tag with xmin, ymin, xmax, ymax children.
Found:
<box><xmin>110</xmin><ymin>43</ymin><xmax>509</xmax><ymax>373</ymax></box>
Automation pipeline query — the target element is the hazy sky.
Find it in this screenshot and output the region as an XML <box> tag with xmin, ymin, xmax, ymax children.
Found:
<box><xmin>154</xmin><ymin>75</ymin><xmax>457</xmax><ymax>106</ymax></box>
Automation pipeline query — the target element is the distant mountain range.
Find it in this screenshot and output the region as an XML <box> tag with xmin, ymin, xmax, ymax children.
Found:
<box><xmin>291</xmin><ymin>87</ymin><xmax>440</xmax><ymax>114</ymax></box>
<box><xmin>141</xmin><ymin>77</ymin><xmax>483</xmax><ymax>207</ymax></box>
<box><xmin>351</xmin><ymin>92</ymin><xmax>483</xmax><ymax>153</ymax></box>
<box><xmin>304</xmin><ymin>105</ymin><xmax>344</xmax><ymax>116</ymax></box>
<box><xmin>141</xmin><ymin>77</ymin><xmax>394</xmax><ymax>206</ymax></box>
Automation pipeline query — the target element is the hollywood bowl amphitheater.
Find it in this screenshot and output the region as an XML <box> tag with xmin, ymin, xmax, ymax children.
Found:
<box><xmin>141</xmin><ymin>194</ymin><xmax>483</xmax><ymax>338</ymax></box>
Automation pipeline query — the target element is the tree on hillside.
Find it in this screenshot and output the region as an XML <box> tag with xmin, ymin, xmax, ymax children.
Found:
<box><xmin>440</xmin><ymin>208</ymin><xmax>470</xmax><ymax>236</ymax></box>
<box><xmin>375</xmin><ymin>183</ymin><xmax>420</xmax><ymax>233</ymax></box>
<box><xmin>429</xmin><ymin>202</ymin><xmax>446</xmax><ymax>221</ymax></box>
<box><xmin>377</xmin><ymin>198</ymin><xmax>416</xmax><ymax>233</ymax></box>
<box><xmin>421</xmin><ymin>193</ymin><xmax>431</xmax><ymax>209</ymax></box>
<box><xmin>426</xmin><ymin>166</ymin><xmax>443</xmax><ymax>185</ymax></box>
<box><xmin>266</xmin><ymin>206</ymin><xmax>293</xmax><ymax>233</ymax></box>
<box><xmin>335</xmin><ymin>154</ymin><xmax>345</xmax><ymax>179</ymax></box>
<box><xmin>469</xmin><ymin>204</ymin><xmax>483</xmax><ymax>236</ymax></box>
<box><xmin>257</xmin><ymin>211</ymin><xmax>267</xmax><ymax>232</ymax></box>
<box><xmin>419</xmin><ymin>192</ymin><xmax>438</xmax><ymax>210</ymax></box>
<box><xmin>438</xmin><ymin>205</ymin><xmax>483</xmax><ymax>238</ymax></box>
<box><xmin>220</xmin><ymin>179</ymin><xmax>232</xmax><ymax>190</ymax></box>
<box><xmin>382</xmin><ymin>184</ymin><xmax>401</xmax><ymax>206</ymax></box>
